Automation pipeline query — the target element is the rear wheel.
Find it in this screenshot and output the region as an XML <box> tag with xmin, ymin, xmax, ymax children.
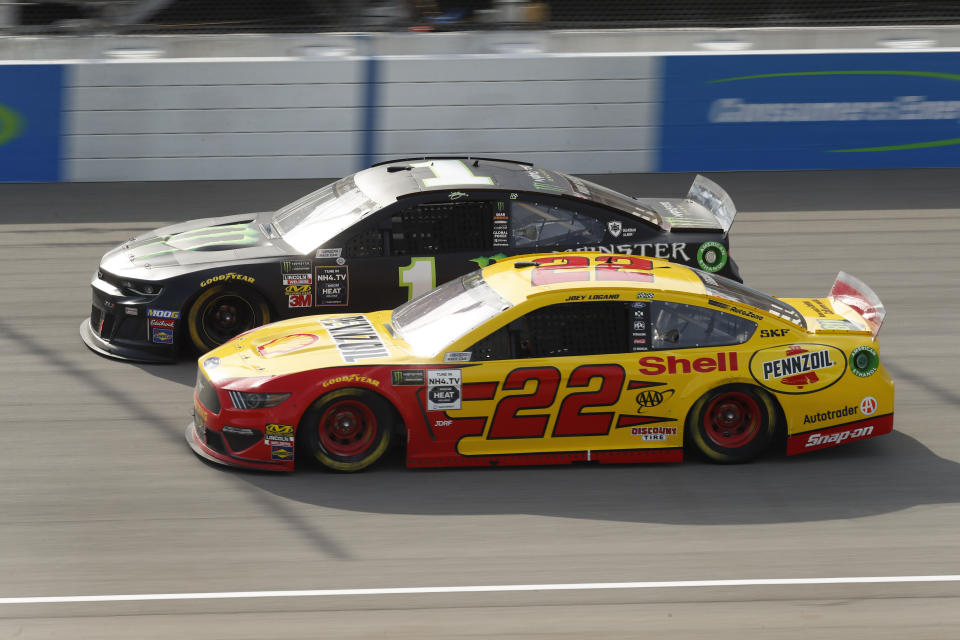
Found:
<box><xmin>300</xmin><ymin>390</ymin><xmax>392</xmax><ymax>472</ymax></box>
<box><xmin>687</xmin><ymin>385</ymin><xmax>776</xmax><ymax>464</ymax></box>
<box><xmin>187</xmin><ymin>284</ymin><xmax>270</xmax><ymax>352</ymax></box>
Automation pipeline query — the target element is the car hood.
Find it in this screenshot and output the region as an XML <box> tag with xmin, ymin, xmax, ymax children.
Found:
<box><xmin>100</xmin><ymin>213</ymin><xmax>289</xmax><ymax>279</ymax></box>
<box><xmin>200</xmin><ymin>311</ymin><xmax>412</xmax><ymax>382</ymax></box>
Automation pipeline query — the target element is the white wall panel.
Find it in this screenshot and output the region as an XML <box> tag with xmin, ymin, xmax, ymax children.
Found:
<box><xmin>63</xmin><ymin>54</ymin><xmax>664</xmax><ymax>181</ymax></box>
<box><xmin>69</xmin><ymin>84</ymin><xmax>359</xmax><ymax>110</ymax></box>
<box><xmin>378</xmin><ymin>55</ymin><xmax>659</xmax><ymax>82</ymax></box>
<box><xmin>379</xmin><ymin>80</ymin><xmax>656</xmax><ymax>107</ymax></box>
<box><xmin>378</xmin><ymin>103</ymin><xmax>658</xmax><ymax>130</ymax></box>
<box><xmin>68</xmin><ymin>156</ymin><xmax>363</xmax><ymax>182</ymax></box>
<box><xmin>67</xmin><ymin>132</ymin><xmax>357</xmax><ymax>158</ymax></box>
<box><xmin>377</xmin><ymin>127</ymin><xmax>655</xmax><ymax>154</ymax></box>
<box><xmin>70</xmin><ymin>108</ymin><xmax>359</xmax><ymax>135</ymax></box>
<box><xmin>71</xmin><ymin>60</ymin><xmax>362</xmax><ymax>86</ymax></box>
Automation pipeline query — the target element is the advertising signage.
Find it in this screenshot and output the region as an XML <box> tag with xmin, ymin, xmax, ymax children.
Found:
<box><xmin>660</xmin><ymin>52</ymin><xmax>960</xmax><ymax>171</ymax></box>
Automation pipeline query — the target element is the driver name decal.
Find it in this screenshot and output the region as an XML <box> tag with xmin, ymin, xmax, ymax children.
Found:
<box><xmin>320</xmin><ymin>315</ymin><xmax>389</xmax><ymax>363</ymax></box>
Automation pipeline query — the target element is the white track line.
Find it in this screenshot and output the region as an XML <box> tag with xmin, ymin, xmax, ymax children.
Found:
<box><xmin>2</xmin><ymin>575</ymin><xmax>960</xmax><ymax>605</ymax></box>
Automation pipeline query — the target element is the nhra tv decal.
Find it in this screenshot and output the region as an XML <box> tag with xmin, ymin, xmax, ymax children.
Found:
<box><xmin>749</xmin><ymin>343</ymin><xmax>847</xmax><ymax>394</ymax></box>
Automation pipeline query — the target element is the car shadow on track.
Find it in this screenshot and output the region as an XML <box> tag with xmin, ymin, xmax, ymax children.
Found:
<box><xmin>216</xmin><ymin>429</ymin><xmax>959</xmax><ymax>526</ymax></box>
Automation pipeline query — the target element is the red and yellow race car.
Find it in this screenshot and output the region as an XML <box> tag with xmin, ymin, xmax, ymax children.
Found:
<box><xmin>187</xmin><ymin>252</ymin><xmax>893</xmax><ymax>472</ymax></box>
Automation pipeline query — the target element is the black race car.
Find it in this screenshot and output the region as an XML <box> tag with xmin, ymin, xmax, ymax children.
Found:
<box><xmin>81</xmin><ymin>157</ymin><xmax>742</xmax><ymax>363</ymax></box>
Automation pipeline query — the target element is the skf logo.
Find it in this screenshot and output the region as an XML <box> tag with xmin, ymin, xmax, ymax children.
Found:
<box><xmin>288</xmin><ymin>294</ymin><xmax>312</xmax><ymax>308</ymax></box>
<box><xmin>285</xmin><ymin>284</ymin><xmax>311</xmax><ymax>295</ymax></box>
<box><xmin>760</xmin><ymin>329</ymin><xmax>789</xmax><ymax>338</ymax></box>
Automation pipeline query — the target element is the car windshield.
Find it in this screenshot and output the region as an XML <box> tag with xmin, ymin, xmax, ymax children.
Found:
<box><xmin>694</xmin><ymin>269</ymin><xmax>807</xmax><ymax>328</ymax></box>
<box><xmin>271</xmin><ymin>176</ymin><xmax>381</xmax><ymax>254</ymax></box>
<box><xmin>392</xmin><ymin>271</ymin><xmax>512</xmax><ymax>357</ymax></box>
<box><xmin>558</xmin><ymin>172</ymin><xmax>662</xmax><ymax>228</ymax></box>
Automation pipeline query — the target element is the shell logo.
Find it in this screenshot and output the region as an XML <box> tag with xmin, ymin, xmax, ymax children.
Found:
<box><xmin>256</xmin><ymin>333</ymin><xmax>319</xmax><ymax>357</ymax></box>
<box><xmin>748</xmin><ymin>343</ymin><xmax>847</xmax><ymax>395</ymax></box>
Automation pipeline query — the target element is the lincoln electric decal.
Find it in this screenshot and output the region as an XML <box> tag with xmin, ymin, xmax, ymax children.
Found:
<box><xmin>0</xmin><ymin>65</ymin><xmax>62</xmax><ymax>182</ymax></box>
<box><xmin>660</xmin><ymin>53</ymin><xmax>960</xmax><ymax>171</ymax></box>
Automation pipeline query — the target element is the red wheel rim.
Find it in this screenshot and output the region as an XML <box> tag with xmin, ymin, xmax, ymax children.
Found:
<box><xmin>702</xmin><ymin>392</ymin><xmax>762</xmax><ymax>449</ymax></box>
<box><xmin>318</xmin><ymin>400</ymin><xmax>377</xmax><ymax>457</ymax></box>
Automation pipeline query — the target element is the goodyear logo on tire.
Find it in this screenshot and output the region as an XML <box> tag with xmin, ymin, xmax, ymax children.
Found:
<box><xmin>749</xmin><ymin>343</ymin><xmax>847</xmax><ymax>394</ymax></box>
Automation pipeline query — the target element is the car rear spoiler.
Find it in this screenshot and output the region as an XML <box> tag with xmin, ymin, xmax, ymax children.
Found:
<box><xmin>636</xmin><ymin>175</ymin><xmax>737</xmax><ymax>233</ymax></box>
<box><xmin>686</xmin><ymin>175</ymin><xmax>737</xmax><ymax>233</ymax></box>
<box><xmin>829</xmin><ymin>271</ymin><xmax>886</xmax><ymax>338</ymax></box>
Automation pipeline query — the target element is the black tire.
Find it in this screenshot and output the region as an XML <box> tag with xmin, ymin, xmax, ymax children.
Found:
<box><xmin>686</xmin><ymin>384</ymin><xmax>776</xmax><ymax>464</ymax></box>
<box><xmin>299</xmin><ymin>389</ymin><xmax>393</xmax><ymax>472</ymax></box>
<box><xmin>187</xmin><ymin>284</ymin><xmax>270</xmax><ymax>352</ymax></box>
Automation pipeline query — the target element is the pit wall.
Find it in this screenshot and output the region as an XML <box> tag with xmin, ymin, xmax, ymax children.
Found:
<box><xmin>6</xmin><ymin>43</ymin><xmax>960</xmax><ymax>181</ymax></box>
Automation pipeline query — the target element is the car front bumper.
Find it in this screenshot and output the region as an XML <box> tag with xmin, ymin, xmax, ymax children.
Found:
<box><xmin>80</xmin><ymin>271</ymin><xmax>182</xmax><ymax>363</ymax></box>
<box><xmin>186</xmin><ymin>387</ymin><xmax>295</xmax><ymax>472</ymax></box>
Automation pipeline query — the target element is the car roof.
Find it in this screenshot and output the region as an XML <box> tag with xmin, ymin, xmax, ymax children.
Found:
<box><xmin>480</xmin><ymin>252</ymin><xmax>708</xmax><ymax>305</ymax></box>
<box><xmin>354</xmin><ymin>157</ymin><xmax>664</xmax><ymax>228</ymax></box>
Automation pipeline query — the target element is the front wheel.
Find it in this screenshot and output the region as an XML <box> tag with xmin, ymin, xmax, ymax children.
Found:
<box><xmin>300</xmin><ymin>390</ymin><xmax>393</xmax><ymax>472</ymax></box>
<box><xmin>687</xmin><ymin>385</ymin><xmax>776</xmax><ymax>464</ymax></box>
<box><xmin>187</xmin><ymin>284</ymin><xmax>270</xmax><ymax>352</ymax></box>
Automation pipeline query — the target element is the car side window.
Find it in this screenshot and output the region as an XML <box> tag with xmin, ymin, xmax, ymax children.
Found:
<box><xmin>469</xmin><ymin>301</ymin><xmax>628</xmax><ymax>361</ymax></box>
<box><xmin>651</xmin><ymin>300</ymin><xmax>756</xmax><ymax>349</ymax></box>
<box><xmin>343</xmin><ymin>224</ymin><xmax>384</xmax><ymax>258</ymax></box>
<box><xmin>510</xmin><ymin>199</ymin><xmax>605</xmax><ymax>248</ymax></box>
<box><xmin>390</xmin><ymin>200</ymin><xmax>494</xmax><ymax>255</ymax></box>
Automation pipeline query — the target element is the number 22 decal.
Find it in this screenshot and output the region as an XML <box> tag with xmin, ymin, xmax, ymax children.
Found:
<box><xmin>530</xmin><ymin>255</ymin><xmax>653</xmax><ymax>286</ymax></box>
<box><xmin>487</xmin><ymin>364</ymin><xmax>625</xmax><ymax>439</ymax></box>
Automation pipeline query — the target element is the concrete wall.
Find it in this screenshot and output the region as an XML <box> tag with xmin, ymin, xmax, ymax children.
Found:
<box><xmin>5</xmin><ymin>27</ymin><xmax>960</xmax><ymax>182</ymax></box>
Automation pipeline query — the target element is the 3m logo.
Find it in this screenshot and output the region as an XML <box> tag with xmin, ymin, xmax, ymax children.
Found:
<box><xmin>288</xmin><ymin>294</ymin><xmax>312</xmax><ymax>308</ymax></box>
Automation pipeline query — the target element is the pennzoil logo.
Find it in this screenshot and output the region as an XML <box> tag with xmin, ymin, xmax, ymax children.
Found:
<box><xmin>320</xmin><ymin>315</ymin><xmax>389</xmax><ymax>363</ymax></box>
<box><xmin>749</xmin><ymin>343</ymin><xmax>846</xmax><ymax>395</ymax></box>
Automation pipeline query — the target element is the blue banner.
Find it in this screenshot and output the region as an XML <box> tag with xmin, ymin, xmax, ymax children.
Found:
<box><xmin>660</xmin><ymin>53</ymin><xmax>960</xmax><ymax>171</ymax></box>
<box><xmin>0</xmin><ymin>65</ymin><xmax>62</xmax><ymax>182</ymax></box>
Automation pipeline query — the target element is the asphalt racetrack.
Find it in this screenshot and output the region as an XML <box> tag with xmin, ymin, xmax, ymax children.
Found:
<box><xmin>1</xmin><ymin>169</ymin><xmax>959</xmax><ymax>638</ymax></box>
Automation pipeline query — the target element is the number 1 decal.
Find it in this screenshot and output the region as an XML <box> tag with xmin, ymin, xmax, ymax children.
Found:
<box><xmin>399</xmin><ymin>257</ymin><xmax>436</xmax><ymax>300</ymax></box>
<box><xmin>411</xmin><ymin>160</ymin><xmax>494</xmax><ymax>187</ymax></box>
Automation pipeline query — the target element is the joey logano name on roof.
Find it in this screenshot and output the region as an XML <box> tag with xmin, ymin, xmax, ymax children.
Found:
<box><xmin>319</xmin><ymin>315</ymin><xmax>389</xmax><ymax>363</ymax></box>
